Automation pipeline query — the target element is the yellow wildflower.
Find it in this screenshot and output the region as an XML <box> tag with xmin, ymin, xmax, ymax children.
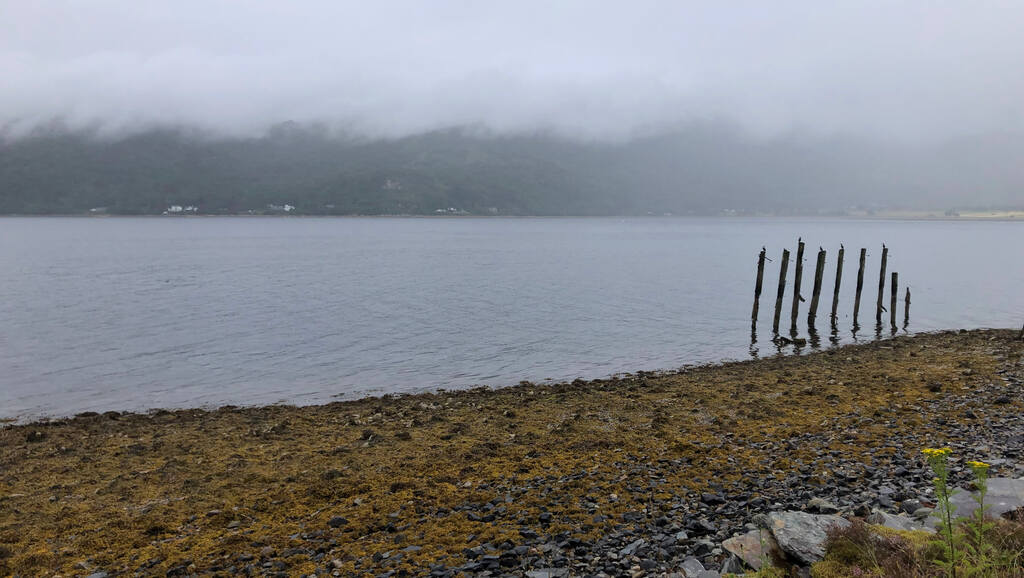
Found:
<box><xmin>922</xmin><ymin>447</ymin><xmax>952</xmax><ymax>458</ymax></box>
<box><xmin>967</xmin><ymin>460</ymin><xmax>989</xmax><ymax>469</ymax></box>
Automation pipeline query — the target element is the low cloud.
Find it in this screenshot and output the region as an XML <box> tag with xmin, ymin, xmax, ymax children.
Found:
<box><xmin>2</xmin><ymin>1</ymin><xmax>1023</xmax><ymax>142</ymax></box>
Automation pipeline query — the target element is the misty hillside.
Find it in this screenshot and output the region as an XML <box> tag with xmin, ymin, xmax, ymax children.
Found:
<box><xmin>1</xmin><ymin>125</ymin><xmax>1021</xmax><ymax>215</ymax></box>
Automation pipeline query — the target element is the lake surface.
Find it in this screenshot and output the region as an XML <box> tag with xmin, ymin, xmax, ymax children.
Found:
<box><xmin>1</xmin><ymin>216</ymin><xmax>1021</xmax><ymax>420</ymax></box>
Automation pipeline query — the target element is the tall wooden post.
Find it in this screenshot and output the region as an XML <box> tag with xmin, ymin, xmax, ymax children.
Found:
<box><xmin>904</xmin><ymin>287</ymin><xmax>911</xmax><ymax>328</ymax></box>
<box><xmin>808</xmin><ymin>247</ymin><xmax>826</xmax><ymax>325</ymax></box>
<box><xmin>773</xmin><ymin>249</ymin><xmax>790</xmax><ymax>334</ymax></box>
<box><xmin>790</xmin><ymin>238</ymin><xmax>805</xmax><ymax>332</ymax></box>
<box><xmin>751</xmin><ymin>247</ymin><xmax>766</xmax><ymax>328</ymax></box>
<box><xmin>876</xmin><ymin>244</ymin><xmax>888</xmax><ymax>324</ymax></box>
<box><xmin>830</xmin><ymin>245</ymin><xmax>844</xmax><ymax>326</ymax></box>
<box><xmin>890</xmin><ymin>272</ymin><xmax>898</xmax><ymax>329</ymax></box>
<box><xmin>853</xmin><ymin>248</ymin><xmax>866</xmax><ymax>327</ymax></box>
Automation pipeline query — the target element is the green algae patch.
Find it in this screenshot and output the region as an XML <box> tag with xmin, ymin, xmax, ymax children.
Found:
<box><xmin>1</xmin><ymin>329</ymin><xmax>1021</xmax><ymax>575</ymax></box>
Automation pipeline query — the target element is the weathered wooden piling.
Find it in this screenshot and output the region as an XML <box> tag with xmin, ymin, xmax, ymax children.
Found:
<box><xmin>876</xmin><ymin>244</ymin><xmax>888</xmax><ymax>323</ymax></box>
<box><xmin>773</xmin><ymin>249</ymin><xmax>790</xmax><ymax>334</ymax></box>
<box><xmin>853</xmin><ymin>248</ymin><xmax>866</xmax><ymax>326</ymax></box>
<box><xmin>790</xmin><ymin>238</ymin><xmax>805</xmax><ymax>332</ymax></box>
<box><xmin>751</xmin><ymin>247</ymin><xmax>766</xmax><ymax>328</ymax></box>
<box><xmin>890</xmin><ymin>271</ymin><xmax>898</xmax><ymax>329</ymax></box>
<box><xmin>808</xmin><ymin>247</ymin><xmax>826</xmax><ymax>325</ymax></box>
<box><xmin>904</xmin><ymin>287</ymin><xmax>911</xmax><ymax>328</ymax></box>
<box><xmin>830</xmin><ymin>245</ymin><xmax>844</xmax><ymax>326</ymax></box>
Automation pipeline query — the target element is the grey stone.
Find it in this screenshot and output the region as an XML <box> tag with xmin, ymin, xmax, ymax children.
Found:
<box><xmin>722</xmin><ymin>529</ymin><xmax>782</xmax><ymax>570</ymax></box>
<box><xmin>86</xmin><ymin>573</ymin><xmax>110</xmax><ymax>578</ymax></box>
<box><xmin>619</xmin><ymin>538</ymin><xmax>644</xmax><ymax>557</ymax></box>
<box><xmin>866</xmin><ymin>510</ymin><xmax>935</xmax><ymax>533</ymax></box>
<box><xmin>866</xmin><ymin>510</ymin><xmax>916</xmax><ymax>529</ymax></box>
<box><xmin>680</xmin><ymin>556</ymin><xmax>705</xmax><ymax>577</ymax></box>
<box><xmin>525</xmin><ymin>569</ymin><xmax>568</xmax><ymax>578</ymax></box>
<box><xmin>768</xmin><ymin>511</ymin><xmax>851</xmax><ymax>565</ymax></box>
<box><xmin>930</xmin><ymin>478</ymin><xmax>1024</xmax><ymax>528</ymax></box>
<box><xmin>912</xmin><ymin>507</ymin><xmax>934</xmax><ymax>521</ymax></box>
<box><xmin>720</xmin><ymin>553</ymin><xmax>745</xmax><ymax>574</ymax></box>
<box><xmin>806</xmin><ymin>497</ymin><xmax>840</xmax><ymax>514</ymax></box>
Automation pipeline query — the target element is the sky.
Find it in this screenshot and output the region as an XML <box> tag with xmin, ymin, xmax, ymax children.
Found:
<box><xmin>2</xmin><ymin>1</ymin><xmax>1023</xmax><ymax>142</ymax></box>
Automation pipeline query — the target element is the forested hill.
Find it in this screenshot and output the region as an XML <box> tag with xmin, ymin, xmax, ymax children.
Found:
<box><xmin>1</xmin><ymin>124</ymin><xmax>1021</xmax><ymax>215</ymax></box>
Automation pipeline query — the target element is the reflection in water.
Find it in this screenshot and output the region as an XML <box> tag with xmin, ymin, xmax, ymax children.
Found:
<box><xmin>751</xmin><ymin>306</ymin><xmax>911</xmax><ymax>354</ymax></box>
<box><xmin>807</xmin><ymin>324</ymin><xmax>821</xmax><ymax>350</ymax></box>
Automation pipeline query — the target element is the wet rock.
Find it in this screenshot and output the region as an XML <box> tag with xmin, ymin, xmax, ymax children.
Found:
<box><xmin>768</xmin><ymin>511</ymin><xmax>851</xmax><ymax>565</ymax></box>
<box><xmin>327</xmin><ymin>516</ymin><xmax>348</xmax><ymax>528</ymax></box>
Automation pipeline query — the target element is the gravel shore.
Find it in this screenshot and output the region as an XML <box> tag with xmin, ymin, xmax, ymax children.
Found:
<box><xmin>1</xmin><ymin>329</ymin><xmax>1022</xmax><ymax>577</ymax></box>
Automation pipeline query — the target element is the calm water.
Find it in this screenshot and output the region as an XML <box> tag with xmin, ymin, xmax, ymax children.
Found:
<box><xmin>1</xmin><ymin>217</ymin><xmax>1021</xmax><ymax>420</ymax></box>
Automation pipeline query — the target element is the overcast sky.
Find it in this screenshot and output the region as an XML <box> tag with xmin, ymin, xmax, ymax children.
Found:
<box><xmin>2</xmin><ymin>1</ymin><xmax>1023</xmax><ymax>141</ymax></box>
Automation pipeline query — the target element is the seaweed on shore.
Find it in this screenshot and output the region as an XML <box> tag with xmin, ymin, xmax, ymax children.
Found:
<box><xmin>0</xmin><ymin>329</ymin><xmax>1021</xmax><ymax>576</ymax></box>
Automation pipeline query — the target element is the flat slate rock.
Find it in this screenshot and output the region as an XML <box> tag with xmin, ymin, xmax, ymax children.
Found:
<box><xmin>768</xmin><ymin>511</ymin><xmax>851</xmax><ymax>565</ymax></box>
<box><xmin>722</xmin><ymin>528</ymin><xmax>783</xmax><ymax>570</ymax></box>
<box><xmin>929</xmin><ymin>478</ymin><xmax>1024</xmax><ymax>528</ymax></box>
<box><xmin>525</xmin><ymin>569</ymin><xmax>569</xmax><ymax>578</ymax></box>
<box><xmin>866</xmin><ymin>510</ymin><xmax>933</xmax><ymax>533</ymax></box>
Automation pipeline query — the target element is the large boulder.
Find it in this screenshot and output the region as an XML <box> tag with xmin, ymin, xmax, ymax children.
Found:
<box><xmin>928</xmin><ymin>478</ymin><xmax>1024</xmax><ymax>528</ymax></box>
<box><xmin>768</xmin><ymin>511</ymin><xmax>851</xmax><ymax>565</ymax></box>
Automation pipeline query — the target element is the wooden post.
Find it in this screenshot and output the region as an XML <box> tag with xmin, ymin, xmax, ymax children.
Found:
<box><xmin>876</xmin><ymin>244</ymin><xmax>888</xmax><ymax>324</ymax></box>
<box><xmin>772</xmin><ymin>249</ymin><xmax>790</xmax><ymax>334</ymax></box>
<box><xmin>853</xmin><ymin>248</ymin><xmax>866</xmax><ymax>327</ymax></box>
<box><xmin>890</xmin><ymin>272</ymin><xmax>898</xmax><ymax>329</ymax></box>
<box><xmin>790</xmin><ymin>238</ymin><xmax>805</xmax><ymax>332</ymax></box>
<box><xmin>830</xmin><ymin>245</ymin><xmax>844</xmax><ymax>326</ymax></box>
<box><xmin>808</xmin><ymin>247</ymin><xmax>826</xmax><ymax>325</ymax></box>
<box><xmin>904</xmin><ymin>287</ymin><xmax>911</xmax><ymax>328</ymax></box>
<box><xmin>751</xmin><ymin>247</ymin><xmax>766</xmax><ymax>328</ymax></box>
